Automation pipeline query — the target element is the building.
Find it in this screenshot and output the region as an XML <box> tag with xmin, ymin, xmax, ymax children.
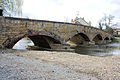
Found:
<box><xmin>116</xmin><ymin>29</ymin><xmax>120</xmax><ymax>35</ymax></box>
<box><xmin>71</xmin><ymin>17</ymin><xmax>89</xmax><ymax>26</ymax></box>
<box><xmin>111</xmin><ymin>27</ymin><xmax>120</xmax><ymax>36</ymax></box>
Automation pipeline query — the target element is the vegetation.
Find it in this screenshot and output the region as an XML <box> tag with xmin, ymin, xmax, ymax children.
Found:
<box><xmin>0</xmin><ymin>45</ymin><xmax>5</xmax><ymax>49</ymax></box>
<box><xmin>112</xmin><ymin>38</ymin><xmax>120</xmax><ymax>43</ymax></box>
<box><xmin>98</xmin><ymin>22</ymin><xmax>103</xmax><ymax>30</ymax></box>
<box><xmin>0</xmin><ymin>0</ymin><xmax>23</xmax><ymax>16</ymax></box>
<box><xmin>0</xmin><ymin>45</ymin><xmax>2</xmax><ymax>49</ymax></box>
<box><xmin>98</xmin><ymin>14</ymin><xmax>117</xmax><ymax>34</ymax></box>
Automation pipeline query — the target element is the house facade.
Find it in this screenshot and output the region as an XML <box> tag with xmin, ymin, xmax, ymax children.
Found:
<box><xmin>112</xmin><ymin>27</ymin><xmax>120</xmax><ymax>36</ymax></box>
<box><xmin>71</xmin><ymin>17</ymin><xmax>89</xmax><ymax>26</ymax></box>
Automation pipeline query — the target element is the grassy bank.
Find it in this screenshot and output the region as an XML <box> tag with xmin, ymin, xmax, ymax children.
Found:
<box><xmin>113</xmin><ymin>38</ymin><xmax>120</xmax><ymax>43</ymax></box>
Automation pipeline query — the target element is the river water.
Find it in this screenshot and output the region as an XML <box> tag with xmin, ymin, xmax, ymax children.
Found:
<box><xmin>13</xmin><ymin>37</ymin><xmax>120</xmax><ymax>57</ymax></box>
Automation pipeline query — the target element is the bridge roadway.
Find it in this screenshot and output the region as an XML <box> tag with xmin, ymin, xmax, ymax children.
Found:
<box><xmin>0</xmin><ymin>16</ymin><xmax>114</xmax><ymax>49</ymax></box>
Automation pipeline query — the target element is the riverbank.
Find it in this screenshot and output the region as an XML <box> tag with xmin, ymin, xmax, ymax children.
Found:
<box><xmin>0</xmin><ymin>49</ymin><xmax>120</xmax><ymax>80</ymax></box>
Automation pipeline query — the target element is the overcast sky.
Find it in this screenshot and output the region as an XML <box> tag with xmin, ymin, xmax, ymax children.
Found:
<box><xmin>22</xmin><ymin>0</ymin><xmax>120</xmax><ymax>27</ymax></box>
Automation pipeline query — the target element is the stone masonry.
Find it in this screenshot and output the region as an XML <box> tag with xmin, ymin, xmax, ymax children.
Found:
<box><xmin>0</xmin><ymin>16</ymin><xmax>114</xmax><ymax>49</ymax></box>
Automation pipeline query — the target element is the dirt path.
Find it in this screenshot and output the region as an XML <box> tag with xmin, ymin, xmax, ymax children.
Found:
<box><xmin>0</xmin><ymin>50</ymin><xmax>120</xmax><ymax>80</ymax></box>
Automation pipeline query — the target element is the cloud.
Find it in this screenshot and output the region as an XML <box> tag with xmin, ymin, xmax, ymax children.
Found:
<box><xmin>22</xmin><ymin>0</ymin><xmax>120</xmax><ymax>26</ymax></box>
<box><xmin>111</xmin><ymin>0</ymin><xmax>120</xmax><ymax>5</ymax></box>
<box><xmin>49</xmin><ymin>0</ymin><xmax>63</xmax><ymax>6</ymax></box>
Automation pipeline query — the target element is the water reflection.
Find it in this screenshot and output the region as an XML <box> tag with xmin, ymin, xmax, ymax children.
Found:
<box><xmin>12</xmin><ymin>37</ymin><xmax>120</xmax><ymax>56</ymax></box>
<box><xmin>73</xmin><ymin>43</ymin><xmax>120</xmax><ymax>56</ymax></box>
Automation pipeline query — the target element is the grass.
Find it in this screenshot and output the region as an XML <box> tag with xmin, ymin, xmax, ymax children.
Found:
<box><xmin>112</xmin><ymin>39</ymin><xmax>120</xmax><ymax>43</ymax></box>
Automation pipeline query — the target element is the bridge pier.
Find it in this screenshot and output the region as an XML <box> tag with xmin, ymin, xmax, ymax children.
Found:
<box><xmin>103</xmin><ymin>40</ymin><xmax>109</xmax><ymax>44</ymax></box>
<box><xmin>50</xmin><ymin>44</ymin><xmax>63</xmax><ymax>49</ymax></box>
<box><xmin>48</xmin><ymin>43</ymin><xmax>71</xmax><ymax>50</ymax></box>
<box><xmin>83</xmin><ymin>41</ymin><xmax>90</xmax><ymax>45</ymax></box>
<box><xmin>89</xmin><ymin>41</ymin><xmax>95</xmax><ymax>45</ymax></box>
<box><xmin>102</xmin><ymin>40</ymin><xmax>112</xmax><ymax>44</ymax></box>
<box><xmin>108</xmin><ymin>40</ymin><xmax>112</xmax><ymax>43</ymax></box>
<box><xmin>95</xmin><ymin>41</ymin><xmax>104</xmax><ymax>45</ymax></box>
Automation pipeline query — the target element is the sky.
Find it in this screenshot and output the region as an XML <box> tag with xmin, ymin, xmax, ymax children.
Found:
<box><xmin>22</xmin><ymin>0</ymin><xmax>120</xmax><ymax>27</ymax></box>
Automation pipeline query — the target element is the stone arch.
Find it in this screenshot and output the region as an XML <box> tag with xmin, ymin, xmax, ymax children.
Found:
<box><xmin>104</xmin><ymin>37</ymin><xmax>109</xmax><ymax>40</ymax></box>
<box><xmin>67</xmin><ymin>32</ymin><xmax>90</xmax><ymax>45</ymax></box>
<box><xmin>92</xmin><ymin>34</ymin><xmax>103</xmax><ymax>44</ymax></box>
<box><xmin>109</xmin><ymin>37</ymin><xmax>114</xmax><ymax>43</ymax></box>
<box><xmin>104</xmin><ymin>37</ymin><xmax>110</xmax><ymax>44</ymax></box>
<box><xmin>3</xmin><ymin>31</ymin><xmax>62</xmax><ymax>49</ymax></box>
<box><xmin>110</xmin><ymin>37</ymin><xmax>114</xmax><ymax>41</ymax></box>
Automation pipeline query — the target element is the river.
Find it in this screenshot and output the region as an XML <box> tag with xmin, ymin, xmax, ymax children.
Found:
<box><xmin>12</xmin><ymin>37</ymin><xmax>120</xmax><ymax>57</ymax></box>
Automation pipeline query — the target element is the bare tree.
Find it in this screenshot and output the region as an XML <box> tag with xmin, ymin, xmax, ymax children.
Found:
<box><xmin>98</xmin><ymin>14</ymin><xmax>116</xmax><ymax>34</ymax></box>
<box><xmin>98</xmin><ymin>20</ymin><xmax>103</xmax><ymax>30</ymax></box>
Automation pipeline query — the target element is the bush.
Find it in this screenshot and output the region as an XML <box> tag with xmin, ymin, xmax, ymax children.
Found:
<box><xmin>0</xmin><ymin>45</ymin><xmax>5</xmax><ymax>49</ymax></box>
<box><xmin>112</xmin><ymin>39</ymin><xmax>120</xmax><ymax>43</ymax></box>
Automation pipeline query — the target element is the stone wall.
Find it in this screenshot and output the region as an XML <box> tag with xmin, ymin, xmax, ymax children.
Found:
<box><xmin>0</xmin><ymin>16</ymin><xmax>114</xmax><ymax>49</ymax></box>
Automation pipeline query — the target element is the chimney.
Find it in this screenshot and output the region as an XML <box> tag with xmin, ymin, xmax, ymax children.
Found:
<box><xmin>0</xmin><ymin>9</ymin><xmax>3</xmax><ymax>16</ymax></box>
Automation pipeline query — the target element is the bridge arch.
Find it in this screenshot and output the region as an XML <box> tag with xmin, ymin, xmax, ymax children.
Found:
<box><xmin>3</xmin><ymin>31</ymin><xmax>62</xmax><ymax>49</ymax></box>
<box><xmin>92</xmin><ymin>34</ymin><xmax>103</xmax><ymax>44</ymax></box>
<box><xmin>67</xmin><ymin>32</ymin><xmax>90</xmax><ymax>46</ymax></box>
<box><xmin>110</xmin><ymin>37</ymin><xmax>114</xmax><ymax>41</ymax></box>
<box><xmin>104</xmin><ymin>37</ymin><xmax>109</xmax><ymax>40</ymax></box>
<box><xmin>103</xmin><ymin>37</ymin><xmax>110</xmax><ymax>44</ymax></box>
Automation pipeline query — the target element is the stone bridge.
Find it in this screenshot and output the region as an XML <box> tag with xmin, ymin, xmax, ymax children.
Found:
<box><xmin>0</xmin><ymin>16</ymin><xmax>114</xmax><ymax>49</ymax></box>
